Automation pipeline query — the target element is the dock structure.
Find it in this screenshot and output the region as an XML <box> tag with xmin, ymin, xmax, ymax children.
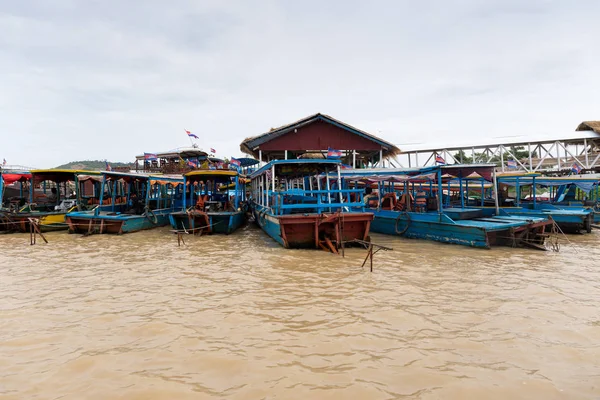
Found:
<box><xmin>396</xmin><ymin>121</ymin><xmax>600</xmax><ymax>174</ymax></box>
<box><xmin>240</xmin><ymin>113</ymin><xmax>401</xmax><ymax>168</ymax></box>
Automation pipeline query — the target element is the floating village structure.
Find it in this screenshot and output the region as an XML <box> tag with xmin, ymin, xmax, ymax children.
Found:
<box><xmin>1</xmin><ymin>114</ymin><xmax>599</xmax><ymax>251</ymax></box>
<box><xmin>240</xmin><ymin>113</ymin><xmax>401</xmax><ymax>168</ymax></box>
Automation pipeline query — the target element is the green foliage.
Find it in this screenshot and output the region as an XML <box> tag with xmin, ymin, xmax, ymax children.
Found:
<box><xmin>54</xmin><ymin>160</ymin><xmax>134</xmax><ymax>170</ymax></box>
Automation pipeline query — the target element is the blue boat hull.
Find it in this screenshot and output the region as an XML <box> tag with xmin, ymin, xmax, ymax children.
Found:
<box><xmin>66</xmin><ymin>209</ymin><xmax>172</xmax><ymax>234</ymax></box>
<box><xmin>169</xmin><ymin>210</ymin><xmax>245</xmax><ymax>235</ymax></box>
<box><xmin>370</xmin><ymin>209</ymin><xmax>552</xmax><ymax>249</ymax></box>
<box><xmin>491</xmin><ymin>206</ymin><xmax>593</xmax><ymax>234</ymax></box>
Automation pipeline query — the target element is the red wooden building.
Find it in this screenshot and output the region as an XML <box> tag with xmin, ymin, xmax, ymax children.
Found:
<box><xmin>240</xmin><ymin>113</ymin><xmax>400</xmax><ymax>168</ymax></box>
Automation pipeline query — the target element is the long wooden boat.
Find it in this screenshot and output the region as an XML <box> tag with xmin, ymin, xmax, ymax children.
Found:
<box><xmin>169</xmin><ymin>169</ymin><xmax>246</xmax><ymax>235</ymax></box>
<box><xmin>249</xmin><ymin>159</ymin><xmax>373</xmax><ymax>250</ymax></box>
<box><xmin>0</xmin><ymin>169</ymin><xmax>100</xmax><ymax>233</ymax></box>
<box><xmin>494</xmin><ymin>174</ymin><xmax>596</xmax><ymax>233</ymax></box>
<box><xmin>66</xmin><ymin>172</ymin><xmax>184</xmax><ymax>234</ymax></box>
<box><xmin>340</xmin><ymin>165</ymin><xmax>553</xmax><ymax>250</ymax></box>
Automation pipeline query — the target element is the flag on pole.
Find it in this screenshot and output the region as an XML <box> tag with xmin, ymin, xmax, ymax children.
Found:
<box><xmin>185</xmin><ymin>129</ymin><xmax>199</xmax><ymax>139</ymax></box>
<box><xmin>105</xmin><ymin>160</ymin><xmax>112</xmax><ymax>171</ymax></box>
<box><xmin>507</xmin><ymin>159</ymin><xmax>517</xmax><ymax>169</ymax></box>
<box><xmin>230</xmin><ymin>157</ymin><xmax>241</xmax><ymax>167</ymax></box>
<box><xmin>435</xmin><ymin>154</ymin><xmax>446</xmax><ymax>164</ymax></box>
<box><xmin>327</xmin><ymin>147</ymin><xmax>342</xmax><ymax>159</ymax></box>
<box><xmin>210</xmin><ymin>148</ymin><xmax>216</xmax><ymax>153</ymax></box>
<box><xmin>186</xmin><ymin>159</ymin><xmax>198</xmax><ymax>168</ymax></box>
<box><xmin>144</xmin><ymin>153</ymin><xmax>158</xmax><ymax>161</ymax></box>
<box><xmin>571</xmin><ymin>162</ymin><xmax>582</xmax><ymax>174</ymax></box>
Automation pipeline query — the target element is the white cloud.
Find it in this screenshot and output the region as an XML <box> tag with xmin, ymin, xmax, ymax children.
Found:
<box><xmin>1</xmin><ymin>0</ymin><xmax>599</xmax><ymax>167</ymax></box>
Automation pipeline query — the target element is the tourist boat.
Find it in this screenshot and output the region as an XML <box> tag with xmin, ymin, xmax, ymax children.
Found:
<box><xmin>0</xmin><ymin>169</ymin><xmax>100</xmax><ymax>232</ymax></box>
<box><xmin>66</xmin><ymin>171</ymin><xmax>184</xmax><ymax>234</ymax></box>
<box><xmin>494</xmin><ymin>174</ymin><xmax>596</xmax><ymax>233</ymax></box>
<box><xmin>169</xmin><ymin>169</ymin><xmax>246</xmax><ymax>235</ymax></box>
<box><xmin>134</xmin><ymin>146</ymin><xmax>221</xmax><ymax>174</ymax></box>
<box><xmin>249</xmin><ymin>159</ymin><xmax>373</xmax><ymax>250</ymax></box>
<box><xmin>340</xmin><ymin>164</ymin><xmax>553</xmax><ymax>250</ymax></box>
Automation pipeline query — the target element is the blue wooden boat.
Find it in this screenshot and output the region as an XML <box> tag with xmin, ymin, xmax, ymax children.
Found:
<box><xmin>340</xmin><ymin>165</ymin><xmax>553</xmax><ymax>250</ymax></box>
<box><xmin>495</xmin><ymin>174</ymin><xmax>596</xmax><ymax>233</ymax></box>
<box><xmin>66</xmin><ymin>171</ymin><xmax>184</xmax><ymax>234</ymax></box>
<box><xmin>249</xmin><ymin>159</ymin><xmax>373</xmax><ymax>250</ymax></box>
<box><xmin>169</xmin><ymin>169</ymin><xmax>246</xmax><ymax>235</ymax></box>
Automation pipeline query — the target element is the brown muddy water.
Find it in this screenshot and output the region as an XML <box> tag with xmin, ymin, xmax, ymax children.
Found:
<box><xmin>1</xmin><ymin>225</ymin><xmax>599</xmax><ymax>399</ymax></box>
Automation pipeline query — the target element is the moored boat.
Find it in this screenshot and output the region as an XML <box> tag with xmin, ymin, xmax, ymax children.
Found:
<box><xmin>249</xmin><ymin>159</ymin><xmax>373</xmax><ymax>250</ymax></box>
<box><xmin>494</xmin><ymin>174</ymin><xmax>596</xmax><ymax>233</ymax></box>
<box><xmin>0</xmin><ymin>169</ymin><xmax>100</xmax><ymax>233</ymax></box>
<box><xmin>169</xmin><ymin>169</ymin><xmax>246</xmax><ymax>235</ymax></box>
<box><xmin>341</xmin><ymin>165</ymin><xmax>554</xmax><ymax>250</ymax></box>
<box><xmin>66</xmin><ymin>171</ymin><xmax>184</xmax><ymax>234</ymax></box>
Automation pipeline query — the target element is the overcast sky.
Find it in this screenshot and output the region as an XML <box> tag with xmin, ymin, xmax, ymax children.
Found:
<box><xmin>1</xmin><ymin>0</ymin><xmax>599</xmax><ymax>168</ymax></box>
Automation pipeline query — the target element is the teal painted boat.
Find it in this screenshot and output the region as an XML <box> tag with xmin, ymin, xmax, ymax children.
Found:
<box><xmin>495</xmin><ymin>174</ymin><xmax>597</xmax><ymax>233</ymax></box>
<box><xmin>169</xmin><ymin>169</ymin><xmax>246</xmax><ymax>235</ymax></box>
<box><xmin>66</xmin><ymin>171</ymin><xmax>184</xmax><ymax>234</ymax></box>
<box><xmin>340</xmin><ymin>165</ymin><xmax>553</xmax><ymax>250</ymax></box>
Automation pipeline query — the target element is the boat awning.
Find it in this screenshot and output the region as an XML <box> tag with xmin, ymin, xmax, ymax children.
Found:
<box><xmin>1</xmin><ymin>173</ymin><xmax>31</xmax><ymax>185</ymax></box>
<box><xmin>337</xmin><ymin>172</ymin><xmax>437</xmax><ymax>183</ymax></box>
<box><xmin>77</xmin><ymin>174</ymin><xmax>103</xmax><ymax>182</ymax></box>
<box><xmin>500</xmin><ymin>177</ymin><xmax>598</xmax><ymax>192</ymax></box>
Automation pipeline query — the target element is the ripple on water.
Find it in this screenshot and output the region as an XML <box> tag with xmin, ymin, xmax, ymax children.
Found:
<box><xmin>1</xmin><ymin>226</ymin><xmax>600</xmax><ymax>399</ymax></box>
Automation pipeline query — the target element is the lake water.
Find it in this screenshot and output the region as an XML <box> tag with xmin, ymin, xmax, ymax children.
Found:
<box><xmin>1</xmin><ymin>225</ymin><xmax>599</xmax><ymax>399</ymax></box>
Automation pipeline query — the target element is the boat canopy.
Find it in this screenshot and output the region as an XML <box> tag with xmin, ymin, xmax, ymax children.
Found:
<box><xmin>250</xmin><ymin>159</ymin><xmax>341</xmax><ymax>179</ymax></box>
<box><xmin>498</xmin><ymin>176</ymin><xmax>598</xmax><ymax>192</ymax></box>
<box><xmin>30</xmin><ymin>169</ymin><xmax>100</xmax><ymax>184</ymax></box>
<box><xmin>185</xmin><ymin>169</ymin><xmax>238</xmax><ymax>184</ymax></box>
<box><xmin>135</xmin><ymin>147</ymin><xmax>208</xmax><ymax>161</ymax></box>
<box><xmin>236</xmin><ymin>157</ymin><xmax>260</xmax><ymax>167</ymax></box>
<box><xmin>1</xmin><ymin>173</ymin><xmax>31</xmax><ymax>185</ymax></box>
<box><xmin>87</xmin><ymin>171</ymin><xmax>184</xmax><ymax>185</ymax></box>
<box><xmin>339</xmin><ymin>164</ymin><xmax>496</xmax><ymax>183</ymax></box>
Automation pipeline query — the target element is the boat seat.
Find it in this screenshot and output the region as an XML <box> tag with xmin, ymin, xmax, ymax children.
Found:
<box><xmin>380</xmin><ymin>193</ymin><xmax>397</xmax><ymax>210</ymax></box>
<box><xmin>414</xmin><ymin>191</ymin><xmax>427</xmax><ymax>213</ymax></box>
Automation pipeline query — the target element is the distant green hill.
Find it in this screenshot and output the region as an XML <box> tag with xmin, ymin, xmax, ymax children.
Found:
<box><xmin>55</xmin><ymin>160</ymin><xmax>134</xmax><ymax>170</ymax></box>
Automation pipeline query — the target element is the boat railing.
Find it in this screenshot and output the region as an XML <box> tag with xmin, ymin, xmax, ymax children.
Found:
<box><xmin>267</xmin><ymin>188</ymin><xmax>365</xmax><ymax>215</ymax></box>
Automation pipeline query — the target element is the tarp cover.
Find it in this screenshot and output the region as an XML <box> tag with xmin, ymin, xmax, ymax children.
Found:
<box><xmin>1</xmin><ymin>173</ymin><xmax>31</xmax><ymax>185</ymax></box>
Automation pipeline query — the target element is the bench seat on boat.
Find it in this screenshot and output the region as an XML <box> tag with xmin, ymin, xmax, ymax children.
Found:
<box><xmin>443</xmin><ymin>208</ymin><xmax>484</xmax><ymax>220</ymax></box>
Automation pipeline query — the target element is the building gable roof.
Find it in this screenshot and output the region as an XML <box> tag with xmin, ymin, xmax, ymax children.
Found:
<box><xmin>240</xmin><ymin>113</ymin><xmax>400</xmax><ymax>157</ymax></box>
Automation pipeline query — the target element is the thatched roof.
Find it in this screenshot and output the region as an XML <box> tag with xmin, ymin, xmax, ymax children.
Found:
<box><xmin>239</xmin><ymin>113</ymin><xmax>400</xmax><ymax>158</ymax></box>
<box><xmin>576</xmin><ymin>121</ymin><xmax>600</xmax><ymax>133</ymax></box>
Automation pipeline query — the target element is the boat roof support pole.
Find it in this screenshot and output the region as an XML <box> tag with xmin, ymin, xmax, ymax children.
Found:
<box><xmin>337</xmin><ymin>165</ymin><xmax>343</xmax><ymax>205</ymax></box>
<box><xmin>492</xmin><ymin>169</ymin><xmax>500</xmax><ymax>215</ymax></box>
<box><xmin>437</xmin><ymin>168</ymin><xmax>442</xmax><ymax>217</ymax></box>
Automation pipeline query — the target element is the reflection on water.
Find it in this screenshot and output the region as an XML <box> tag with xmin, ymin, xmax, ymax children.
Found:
<box><xmin>1</xmin><ymin>225</ymin><xmax>600</xmax><ymax>399</ymax></box>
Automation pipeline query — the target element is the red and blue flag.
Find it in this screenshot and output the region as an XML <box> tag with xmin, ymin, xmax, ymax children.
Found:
<box><xmin>435</xmin><ymin>154</ymin><xmax>446</xmax><ymax>164</ymax></box>
<box><xmin>144</xmin><ymin>153</ymin><xmax>158</xmax><ymax>161</ymax></box>
<box><xmin>571</xmin><ymin>162</ymin><xmax>582</xmax><ymax>174</ymax></box>
<box><xmin>185</xmin><ymin>129</ymin><xmax>199</xmax><ymax>139</ymax></box>
<box><xmin>327</xmin><ymin>147</ymin><xmax>342</xmax><ymax>159</ymax></box>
